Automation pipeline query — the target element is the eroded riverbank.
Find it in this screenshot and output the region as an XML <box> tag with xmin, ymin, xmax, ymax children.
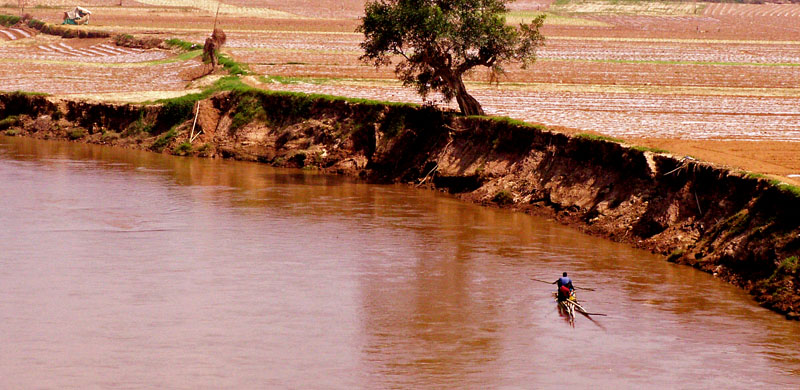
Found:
<box><xmin>1</xmin><ymin>90</ymin><xmax>798</xmax><ymax>318</ymax></box>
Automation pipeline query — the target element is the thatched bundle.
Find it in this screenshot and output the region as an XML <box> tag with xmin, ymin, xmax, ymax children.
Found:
<box><xmin>202</xmin><ymin>28</ymin><xmax>226</xmax><ymax>68</ymax></box>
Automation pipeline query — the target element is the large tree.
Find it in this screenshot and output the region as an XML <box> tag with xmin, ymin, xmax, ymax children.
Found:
<box><xmin>358</xmin><ymin>0</ymin><xmax>545</xmax><ymax>116</ymax></box>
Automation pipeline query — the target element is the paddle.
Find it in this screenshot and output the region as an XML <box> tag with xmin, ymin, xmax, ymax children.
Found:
<box><xmin>530</xmin><ymin>277</ymin><xmax>596</xmax><ymax>292</ymax></box>
<box><xmin>578</xmin><ymin>311</ymin><xmax>608</xmax><ymax>317</ymax></box>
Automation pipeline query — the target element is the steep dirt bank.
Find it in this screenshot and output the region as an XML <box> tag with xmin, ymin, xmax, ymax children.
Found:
<box><xmin>2</xmin><ymin>90</ymin><xmax>799</xmax><ymax>319</ymax></box>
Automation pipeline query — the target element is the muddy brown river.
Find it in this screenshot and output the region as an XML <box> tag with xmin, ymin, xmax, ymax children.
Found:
<box><xmin>1</xmin><ymin>136</ymin><xmax>799</xmax><ymax>389</ymax></box>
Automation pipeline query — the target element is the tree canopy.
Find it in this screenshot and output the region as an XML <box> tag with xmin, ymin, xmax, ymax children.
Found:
<box><xmin>358</xmin><ymin>0</ymin><xmax>545</xmax><ymax>116</ymax></box>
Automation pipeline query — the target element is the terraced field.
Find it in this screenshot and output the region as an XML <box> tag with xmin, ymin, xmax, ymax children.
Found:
<box><xmin>0</xmin><ymin>27</ymin><xmax>33</xmax><ymax>40</ymax></box>
<box><xmin>1</xmin><ymin>0</ymin><xmax>799</xmax><ymax>179</ymax></box>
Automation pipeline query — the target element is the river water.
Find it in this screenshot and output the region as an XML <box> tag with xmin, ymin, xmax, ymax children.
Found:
<box><xmin>1</xmin><ymin>136</ymin><xmax>799</xmax><ymax>389</ymax></box>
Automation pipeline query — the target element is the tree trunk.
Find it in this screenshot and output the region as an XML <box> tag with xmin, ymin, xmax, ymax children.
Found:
<box><xmin>453</xmin><ymin>76</ymin><xmax>485</xmax><ymax>116</ymax></box>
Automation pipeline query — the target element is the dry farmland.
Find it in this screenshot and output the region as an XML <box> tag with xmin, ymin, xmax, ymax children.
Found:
<box><xmin>1</xmin><ymin>0</ymin><xmax>799</xmax><ymax>180</ymax></box>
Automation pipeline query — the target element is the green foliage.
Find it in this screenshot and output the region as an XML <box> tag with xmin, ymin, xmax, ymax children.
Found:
<box><xmin>209</xmin><ymin>76</ymin><xmax>253</xmax><ymax>93</ymax></box>
<box><xmin>230</xmin><ymin>94</ymin><xmax>266</xmax><ymax>131</ymax></box>
<box><xmin>631</xmin><ymin>145</ymin><xmax>669</xmax><ymax>154</ymax></box>
<box><xmin>741</xmin><ymin>172</ymin><xmax>800</xmax><ymax>199</ymax></box>
<box><xmin>723</xmin><ymin>210</ymin><xmax>751</xmax><ymax>237</ymax></box>
<box><xmin>173</xmin><ymin>142</ymin><xmax>193</xmax><ymax>156</ymax></box>
<box><xmin>123</xmin><ymin>115</ymin><xmax>153</xmax><ymax>136</ymax></box>
<box><xmin>667</xmin><ymin>248</ymin><xmax>685</xmax><ymax>262</ymax></box>
<box><xmin>218</xmin><ymin>53</ymin><xmax>250</xmax><ymax>75</ymax></box>
<box><xmin>576</xmin><ymin>133</ymin><xmax>624</xmax><ymax>144</ymax></box>
<box><xmin>152</xmin><ymin>127</ymin><xmax>178</xmax><ymax>152</ymax></box>
<box><xmin>113</xmin><ymin>33</ymin><xmax>162</xmax><ymax>48</ymax></box>
<box><xmin>196</xmin><ymin>143</ymin><xmax>214</xmax><ymax>156</ymax></box>
<box><xmin>778</xmin><ymin>183</ymin><xmax>800</xmax><ymax>198</ymax></box>
<box><xmin>492</xmin><ymin>189</ymin><xmax>514</xmax><ymax>205</ymax></box>
<box><xmin>378</xmin><ymin>110</ymin><xmax>407</xmax><ymax>139</ymax></box>
<box><xmin>67</xmin><ymin>128</ymin><xmax>87</xmax><ymax>140</ymax></box>
<box><xmin>0</xmin><ymin>115</ymin><xmax>19</xmax><ymax>130</ymax></box>
<box><xmin>358</xmin><ymin>0</ymin><xmax>545</xmax><ymax>115</ymax></box>
<box><xmin>0</xmin><ymin>14</ymin><xmax>20</xmax><ymax>26</ymax></box>
<box><xmin>157</xmin><ymin>99</ymin><xmax>195</xmax><ymax>130</ymax></box>
<box><xmin>260</xmin><ymin>75</ymin><xmax>328</xmax><ymax>85</ymax></box>
<box><xmin>3</xmin><ymin>129</ymin><xmax>19</xmax><ymax>136</ymax></box>
<box><xmin>744</xmin><ymin>171</ymin><xmax>768</xmax><ymax>180</ymax></box>
<box><xmin>776</xmin><ymin>257</ymin><xmax>799</xmax><ymax>276</ymax></box>
<box><xmin>484</xmin><ymin>116</ymin><xmax>545</xmax><ymax>130</ymax></box>
<box><xmin>165</xmin><ymin>38</ymin><xmax>202</xmax><ymax>52</ymax></box>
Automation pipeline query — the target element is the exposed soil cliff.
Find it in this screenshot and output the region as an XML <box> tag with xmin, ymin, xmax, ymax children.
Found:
<box><xmin>2</xmin><ymin>90</ymin><xmax>798</xmax><ymax>319</ymax></box>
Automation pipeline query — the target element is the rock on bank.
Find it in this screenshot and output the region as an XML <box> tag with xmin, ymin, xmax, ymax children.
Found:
<box><xmin>2</xmin><ymin>90</ymin><xmax>799</xmax><ymax>319</ymax></box>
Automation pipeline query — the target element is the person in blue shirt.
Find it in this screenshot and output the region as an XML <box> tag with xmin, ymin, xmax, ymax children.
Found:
<box><xmin>554</xmin><ymin>272</ymin><xmax>574</xmax><ymax>301</ymax></box>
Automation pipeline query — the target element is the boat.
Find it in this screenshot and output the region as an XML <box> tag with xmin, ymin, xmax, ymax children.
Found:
<box><xmin>554</xmin><ymin>291</ymin><xmax>590</xmax><ymax>321</ymax></box>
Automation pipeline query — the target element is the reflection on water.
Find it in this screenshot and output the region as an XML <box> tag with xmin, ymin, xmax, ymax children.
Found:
<box><xmin>1</xmin><ymin>136</ymin><xmax>799</xmax><ymax>389</ymax></box>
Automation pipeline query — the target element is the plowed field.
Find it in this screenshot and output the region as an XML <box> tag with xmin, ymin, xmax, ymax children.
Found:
<box><xmin>2</xmin><ymin>0</ymin><xmax>799</xmax><ymax>180</ymax></box>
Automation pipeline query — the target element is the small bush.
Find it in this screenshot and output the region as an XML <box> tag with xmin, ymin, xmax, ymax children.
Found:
<box><xmin>230</xmin><ymin>94</ymin><xmax>265</xmax><ymax>131</ymax></box>
<box><xmin>3</xmin><ymin>129</ymin><xmax>19</xmax><ymax>136</ymax></box>
<box><xmin>0</xmin><ymin>115</ymin><xmax>20</xmax><ymax>130</ymax></box>
<box><xmin>0</xmin><ymin>15</ymin><xmax>21</xmax><ymax>26</ymax></box>
<box><xmin>492</xmin><ymin>190</ymin><xmax>514</xmax><ymax>205</ymax></box>
<box><xmin>155</xmin><ymin>99</ymin><xmax>195</xmax><ymax>131</ymax></box>
<box><xmin>123</xmin><ymin>116</ymin><xmax>153</xmax><ymax>136</ymax></box>
<box><xmin>778</xmin><ymin>256</ymin><xmax>799</xmax><ymax>276</ymax></box>
<box><xmin>115</xmin><ymin>33</ymin><xmax>134</xmax><ymax>44</ymax></box>
<box><xmin>151</xmin><ymin>127</ymin><xmax>178</xmax><ymax>152</ymax></box>
<box><xmin>197</xmin><ymin>143</ymin><xmax>214</xmax><ymax>156</ymax></box>
<box><xmin>26</xmin><ymin>18</ymin><xmax>42</xmax><ymax>29</ymax></box>
<box><xmin>67</xmin><ymin>128</ymin><xmax>87</xmax><ymax>140</ymax></box>
<box><xmin>173</xmin><ymin>142</ymin><xmax>193</xmax><ymax>156</ymax></box>
<box><xmin>667</xmin><ymin>248</ymin><xmax>685</xmax><ymax>262</ymax></box>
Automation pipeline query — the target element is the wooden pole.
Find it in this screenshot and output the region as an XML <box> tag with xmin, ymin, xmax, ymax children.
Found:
<box><xmin>189</xmin><ymin>101</ymin><xmax>200</xmax><ymax>143</ymax></box>
<box><xmin>531</xmin><ymin>277</ymin><xmax>595</xmax><ymax>291</ymax></box>
<box><xmin>213</xmin><ymin>1</ymin><xmax>221</xmax><ymax>31</ymax></box>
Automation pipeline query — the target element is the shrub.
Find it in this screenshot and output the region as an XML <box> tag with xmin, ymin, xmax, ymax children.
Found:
<box><xmin>67</xmin><ymin>128</ymin><xmax>87</xmax><ymax>140</ymax></box>
<box><xmin>123</xmin><ymin>116</ymin><xmax>153</xmax><ymax>136</ymax></box>
<box><xmin>25</xmin><ymin>18</ymin><xmax>44</xmax><ymax>30</ymax></box>
<box><xmin>492</xmin><ymin>190</ymin><xmax>514</xmax><ymax>205</ymax></box>
<box><xmin>0</xmin><ymin>15</ymin><xmax>21</xmax><ymax>26</ymax></box>
<box><xmin>151</xmin><ymin>127</ymin><xmax>177</xmax><ymax>151</ymax></box>
<box><xmin>778</xmin><ymin>256</ymin><xmax>799</xmax><ymax>276</ymax></box>
<box><xmin>196</xmin><ymin>143</ymin><xmax>214</xmax><ymax>156</ymax></box>
<box><xmin>230</xmin><ymin>94</ymin><xmax>265</xmax><ymax>131</ymax></box>
<box><xmin>0</xmin><ymin>115</ymin><xmax>19</xmax><ymax>130</ymax></box>
<box><xmin>173</xmin><ymin>142</ymin><xmax>193</xmax><ymax>156</ymax></box>
<box><xmin>156</xmin><ymin>99</ymin><xmax>195</xmax><ymax>131</ymax></box>
<box><xmin>3</xmin><ymin>129</ymin><xmax>19</xmax><ymax>136</ymax></box>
